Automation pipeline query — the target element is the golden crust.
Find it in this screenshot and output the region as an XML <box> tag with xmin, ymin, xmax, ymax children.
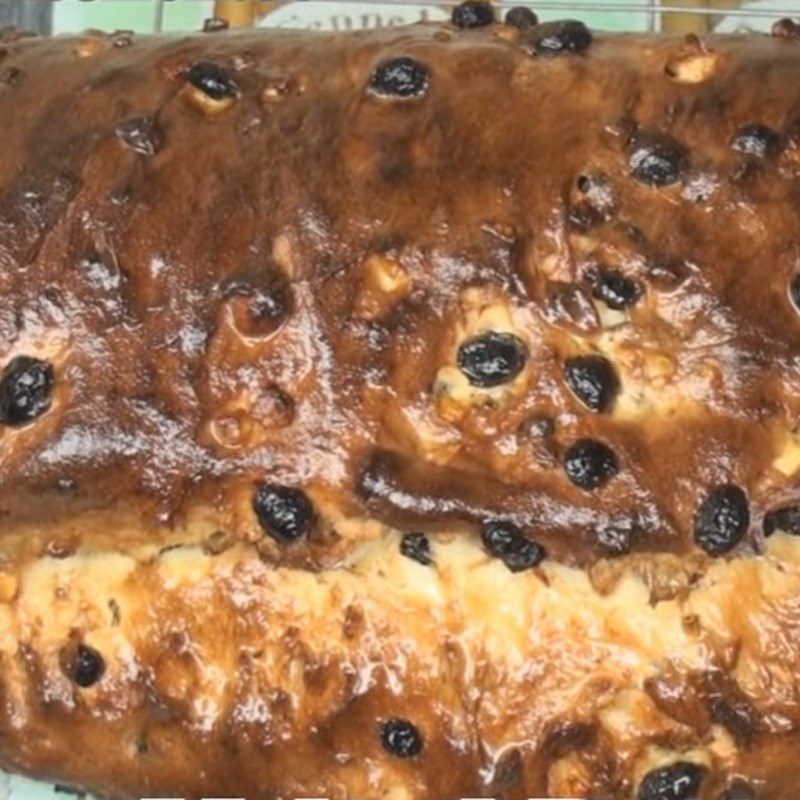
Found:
<box><xmin>3</xmin><ymin>517</ymin><xmax>800</xmax><ymax>798</ymax></box>
<box><xmin>1</xmin><ymin>18</ymin><xmax>800</xmax><ymax>799</ymax></box>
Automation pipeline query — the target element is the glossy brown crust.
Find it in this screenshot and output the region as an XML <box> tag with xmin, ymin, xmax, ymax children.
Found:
<box><xmin>1</xmin><ymin>19</ymin><xmax>800</xmax><ymax>800</ymax></box>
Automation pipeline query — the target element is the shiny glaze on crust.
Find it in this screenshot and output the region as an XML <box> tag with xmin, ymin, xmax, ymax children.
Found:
<box><xmin>1</xmin><ymin>17</ymin><xmax>800</xmax><ymax>799</ymax></box>
<box><xmin>5</xmin><ymin>21</ymin><xmax>800</xmax><ymax>566</ymax></box>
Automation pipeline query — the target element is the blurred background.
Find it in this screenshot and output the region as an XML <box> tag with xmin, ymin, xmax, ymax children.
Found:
<box><xmin>0</xmin><ymin>0</ymin><xmax>795</xmax><ymax>36</ymax></box>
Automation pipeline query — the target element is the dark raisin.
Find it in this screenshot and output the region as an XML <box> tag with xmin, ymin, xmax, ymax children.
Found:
<box><xmin>380</xmin><ymin>718</ymin><xmax>423</xmax><ymax>758</ymax></box>
<box><xmin>110</xmin><ymin>30</ymin><xmax>133</xmax><ymax>48</ymax></box>
<box><xmin>0</xmin><ymin>355</ymin><xmax>54</xmax><ymax>427</ymax></box>
<box><xmin>252</xmin><ymin>484</ymin><xmax>314</xmax><ymax>543</ymax></box>
<box><xmin>71</xmin><ymin>644</ymin><xmax>105</xmax><ymax>688</ymax></box>
<box><xmin>115</xmin><ymin>116</ymin><xmax>162</xmax><ymax>157</ymax></box>
<box><xmin>400</xmin><ymin>532</ymin><xmax>433</xmax><ymax>566</ymax></box>
<box><xmin>563</xmin><ymin>355</ymin><xmax>619</xmax><ymax>412</ymax></box>
<box><xmin>529</xmin><ymin>20</ymin><xmax>592</xmax><ymax>56</ymax></box>
<box><xmin>186</xmin><ymin>61</ymin><xmax>239</xmax><ymax>100</ymax></box>
<box><xmin>481</xmin><ymin>520</ymin><xmax>546</xmax><ymax>572</ymax></box>
<box><xmin>790</xmin><ymin>273</ymin><xmax>800</xmax><ymax>312</ymax></box>
<box><xmin>638</xmin><ymin>761</ymin><xmax>706</xmax><ymax>800</ymax></box>
<box><xmin>452</xmin><ymin>1</ymin><xmax>495</xmax><ymax>28</ymax></box>
<box><xmin>202</xmin><ymin>17</ymin><xmax>230</xmax><ymax>33</ymax></box>
<box><xmin>368</xmin><ymin>56</ymin><xmax>429</xmax><ymax>99</ymax></box>
<box><xmin>628</xmin><ymin>131</ymin><xmax>689</xmax><ymax>187</ymax></box>
<box><xmin>731</xmin><ymin>124</ymin><xmax>783</xmax><ymax>159</ymax></box>
<box><xmin>763</xmin><ymin>504</ymin><xmax>800</xmax><ymax>536</ymax></box>
<box><xmin>772</xmin><ymin>18</ymin><xmax>800</xmax><ymax>38</ymax></box>
<box><xmin>694</xmin><ymin>484</ymin><xmax>749</xmax><ymax>555</ymax></box>
<box><xmin>592</xmin><ymin>268</ymin><xmax>642</xmax><ymax>310</ymax></box>
<box><xmin>563</xmin><ymin>439</ymin><xmax>618</xmax><ymax>490</ymax></box>
<box><xmin>457</xmin><ymin>331</ymin><xmax>527</xmax><ymax>388</ymax></box>
<box><xmin>505</xmin><ymin>6</ymin><xmax>538</xmax><ymax>28</ymax></box>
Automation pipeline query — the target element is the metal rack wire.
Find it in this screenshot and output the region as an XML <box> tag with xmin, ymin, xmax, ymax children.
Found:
<box><xmin>313</xmin><ymin>0</ymin><xmax>796</xmax><ymax>12</ymax></box>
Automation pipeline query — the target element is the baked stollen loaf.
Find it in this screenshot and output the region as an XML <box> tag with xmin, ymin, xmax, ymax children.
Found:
<box><xmin>2</xmin><ymin>7</ymin><xmax>800</xmax><ymax>799</ymax></box>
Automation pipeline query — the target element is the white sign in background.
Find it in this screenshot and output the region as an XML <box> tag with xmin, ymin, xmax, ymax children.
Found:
<box><xmin>257</xmin><ymin>1</ymin><xmax>448</xmax><ymax>29</ymax></box>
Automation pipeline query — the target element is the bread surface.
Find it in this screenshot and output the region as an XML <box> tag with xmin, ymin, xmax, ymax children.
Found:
<box><xmin>2</xmin><ymin>15</ymin><xmax>800</xmax><ymax>800</ymax></box>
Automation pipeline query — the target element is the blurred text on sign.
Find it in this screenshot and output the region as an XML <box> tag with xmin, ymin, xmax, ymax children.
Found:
<box><xmin>256</xmin><ymin>1</ymin><xmax>448</xmax><ymax>29</ymax></box>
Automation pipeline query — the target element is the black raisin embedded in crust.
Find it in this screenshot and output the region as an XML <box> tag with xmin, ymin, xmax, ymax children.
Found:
<box><xmin>563</xmin><ymin>354</ymin><xmax>620</xmax><ymax>412</ymax></box>
<box><xmin>64</xmin><ymin>643</ymin><xmax>106</xmax><ymax>689</ymax></box>
<box><xmin>380</xmin><ymin>718</ymin><xmax>423</xmax><ymax>758</ymax></box>
<box><xmin>563</xmin><ymin>439</ymin><xmax>618</xmax><ymax>490</ymax></box>
<box><xmin>529</xmin><ymin>20</ymin><xmax>592</xmax><ymax>56</ymax></box>
<box><xmin>591</xmin><ymin>268</ymin><xmax>642</xmax><ymax>310</ymax></box>
<box><xmin>628</xmin><ymin>130</ymin><xmax>689</xmax><ymax>187</ymax></box>
<box><xmin>252</xmin><ymin>484</ymin><xmax>314</xmax><ymax>543</ymax></box>
<box><xmin>186</xmin><ymin>61</ymin><xmax>239</xmax><ymax>100</ymax></box>
<box><xmin>400</xmin><ymin>532</ymin><xmax>434</xmax><ymax>566</ymax></box>
<box><xmin>452</xmin><ymin>1</ymin><xmax>495</xmax><ymax>29</ymax></box>
<box><xmin>457</xmin><ymin>331</ymin><xmax>528</xmax><ymax>388</ymax></box>
<box><xmin>110</xmin><ymin>30</ymin><xmax>133</xmax><ymax>48</ymax></box>
<box><xmin>481</xmin><ymin>519</ymin><xmax>546</xmax><ymax>572</ymax></box>
<box><xmin>693</xmin><ymin>484</ymin><xmax>750</xmax><ymax>556</ymax></box>
<box><xmin>763</xmin><ymin>504</ymin><xmax>800</xmax><ymax>536</ymax></box>
<box><xmin>368</xmin><ymin>56</ymin><xmax>430</xmax><ymax>99</ymax></box>
<box><xmin>505</xmin><ymin>6</ymin><xmax>538</xmax><ymax>29</ymax></box>
<box><xmin>0</xmin><ymin>355</ymin><xmax>54</xmax><ymax>427</ymax></box>
<box><xmin>202</xmin><ymin>17</ymin><xmax>230</xmax><ymax>33</ymax></box>
<box><xmin>772</xmin><ymin>18</ymin><xmax>800</xmax><ymax>38</ymax></box>
<box><xmin>638</xmin><ymin>761</ymin><xmax>706</xmax><ymax>800</ymax></box>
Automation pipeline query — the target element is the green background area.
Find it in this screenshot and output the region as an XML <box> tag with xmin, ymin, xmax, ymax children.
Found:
<box><xmin>53</xmin><ymin>0</ymin><xmax>213</xmax><ymax>33</ymax></box>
